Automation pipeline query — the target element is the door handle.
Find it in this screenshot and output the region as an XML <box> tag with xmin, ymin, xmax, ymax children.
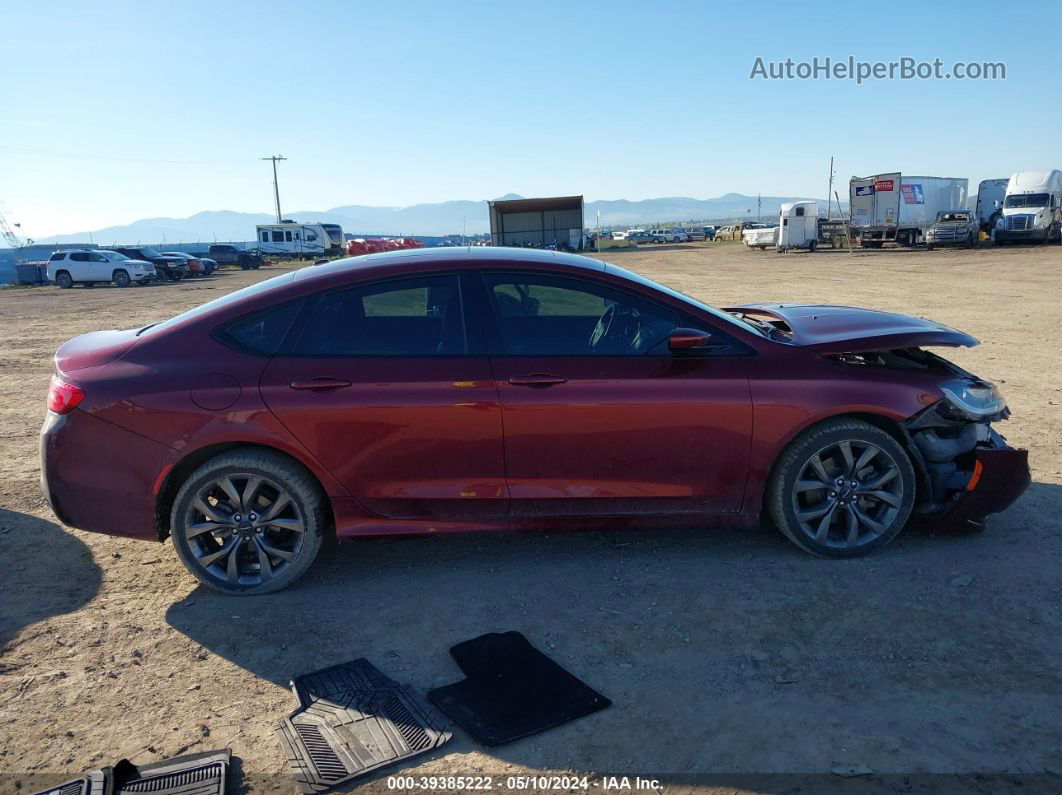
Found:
<box><xmin>289</xmin><ymin>378</ymin><xmax>352</xmax><ymax>392</ymax></box>
<box><xmin>507</xmin><ymin>374</ymin><xmax>568</xmax><ymax>387</ymax></box>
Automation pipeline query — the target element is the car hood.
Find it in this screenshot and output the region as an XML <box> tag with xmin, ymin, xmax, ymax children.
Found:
<box><xmin>723</xmin><ymin>303</ymin><xmax>978</xmax><ymax>353</ymax></box>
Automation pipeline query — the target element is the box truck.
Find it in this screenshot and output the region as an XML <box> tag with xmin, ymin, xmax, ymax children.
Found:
<box><xmin>996</xmin><ymin>170</ymin><xmax>1062</xmax><ymax>244</ymax></box>
<box><xmin>849</xmin><ymin>173</ymin><xmax>968</xmax><ymax>247</ymax></box>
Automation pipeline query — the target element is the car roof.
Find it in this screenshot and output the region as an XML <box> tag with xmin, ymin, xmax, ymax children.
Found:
<box><xmin>293</xmin><ymin>246</ymin><xmax>606</xmax><ymax>284</ymax></box>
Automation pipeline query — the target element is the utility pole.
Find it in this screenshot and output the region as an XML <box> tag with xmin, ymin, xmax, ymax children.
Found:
<box><xmin>261</xmin><ymin>155</ymin><xmax>287</xmax><ymax>223</ymax></box>
<box><xmin>826</xmin><ymin>156</ymin><xmax>835</xmax><ymax>220</ymax></box>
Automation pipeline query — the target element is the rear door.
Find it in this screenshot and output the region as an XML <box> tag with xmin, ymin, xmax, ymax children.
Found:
<box><xmin>474</xmin><ymin>269</ymin><xmax>753</xmax><ymax>519</ymax></box>
<box><xmin>259</xmin><ymin>272</ymin><xmax>508</xmax><ymax>522</ymax></box>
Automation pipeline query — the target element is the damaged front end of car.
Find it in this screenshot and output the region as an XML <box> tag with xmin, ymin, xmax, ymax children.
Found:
<box><xmin>834</xmin><ymin>347</ymin><xmax>1030</xmax><ymax>531</ymax></box>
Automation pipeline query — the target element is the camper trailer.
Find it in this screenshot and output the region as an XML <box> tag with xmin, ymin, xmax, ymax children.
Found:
<box><xmin>996</xmin><ymin>170</ymin><xmax>1062</xmax><ymax>244</ymax></box>
<box><xmin>849</xmin><ymin>173</ymin><xmax>968</xmax><ymax>247</ymax></box>
<box><xmin>255</xmin><ymin>222</ymin><xmax>331</xmax><ymax>257</ymax></box>
<box><xmin>777</xmin><ymin>201</ymin><xmax>818</xmax><ymax>251</ymax></box>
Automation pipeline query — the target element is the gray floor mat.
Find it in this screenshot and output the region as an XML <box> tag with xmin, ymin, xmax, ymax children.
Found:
<box><xmin>32</xmin><ymin>749</ymin><xmax>229</xmax><ymax>795</ymax></box>
<box><xmin>277</xmin><ymin>671</ymin><xmax>451</xmax><ymax>794</ymax></box>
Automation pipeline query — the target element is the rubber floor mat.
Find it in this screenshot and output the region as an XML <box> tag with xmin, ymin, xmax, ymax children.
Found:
<box><xmin>116</xmin><ymin>748</ymin><xmax>230</xmax><ymax>793</ymax></box>
<box><xmin>427</xmin><ymin>631</ymin><xmax>611</xmax><ymax>746</ymax></box>
<box><xmin>278</xmin><ymin>663</ymin><xmax>451</xmax><ymax>794</ymax></box>
<box><xmin>32</xmin><ymin>749</ymin><xmax>230</xmax><ymax>795</ymax></box>
<box><xmin>290</xmin><ymin>658</ymin><xmax>399</xmax><ymax>708</ymax></box>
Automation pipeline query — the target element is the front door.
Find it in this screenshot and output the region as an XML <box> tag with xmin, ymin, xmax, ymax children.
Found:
<box><xmin>475</xmin><ymin>270</ymin><xmax>753</xmax><ymax>519</ymax></box>
<box><xmin>260</xmin><ymin>273</ymin><xmax>508</xmax><ymax>521</ymax></box>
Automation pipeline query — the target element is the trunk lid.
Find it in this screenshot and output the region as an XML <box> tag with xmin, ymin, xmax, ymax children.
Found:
<box><xmin>724</xmin><ymin>303</ymin><xmax>978</xmax><ymax>353</ymax></box>
<box><xmin>54</xmin><ymin>328</ymin><xmax>142</xmax><ymax>373</ymax></box>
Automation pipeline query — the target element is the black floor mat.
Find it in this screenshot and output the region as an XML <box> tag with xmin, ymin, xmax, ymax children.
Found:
<box><xmin>33</xmin><ymin>749</ymin><xmax>230</xmax><ymax>795</ymax></box>
<box><xmin>427</xmin><ymin>631</ymin><xmax>611</xmax><ymax>746</ymax></box>
<box><xmin>278</xmin><ymin>660</ymin><xmax>451</xmax><ymax>794</ymax></box>
<box><xmin>290</xmin><ymin>658</ymin><xmax>399</xmax><ymax>708</ymax></box>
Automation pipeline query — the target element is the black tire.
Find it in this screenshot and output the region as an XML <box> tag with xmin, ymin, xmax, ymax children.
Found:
<box><xmin>926</xmin><ymin>243</ymin><xmax>934</xmax><ymax>251</ymax></box>
<box><xmin>55</xmin><ymin>271</ymin><xmax>73</xmax><ymax>289</ymax></box>
<box><xmin>767</xmin><ymin>418</ymin><xmax>916</xmax><ymax>557</ymax></box>
<box><xmin>113</xmin><ymin>269</ymin><xmax>131</xmax><ymax>288</ymax></box>
<box><xmin>808</xmin><ymin>239</ymin><xmax>817</xmax><ymax>252</ymax></box>
<box><xmin>170</xmin><ymin>449</ymin><xmax>327</xmax><ymax>595</ymax></box>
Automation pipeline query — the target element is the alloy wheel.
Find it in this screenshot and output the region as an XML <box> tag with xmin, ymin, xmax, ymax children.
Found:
<box><xmin>790</xmin><ymin>440</ymin><xmax>905</xmax><ymax>550</ymax></box>
<box><xmin>182</xmin><ymin>473</ymin><xmax>306</xmax><ymax>587</ymax></box>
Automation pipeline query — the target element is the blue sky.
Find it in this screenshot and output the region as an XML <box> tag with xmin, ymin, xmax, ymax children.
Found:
<box><xmin>2</xmin><ymin>0</ymin><xmax>1058</xmax><ymax>238</ymax></box>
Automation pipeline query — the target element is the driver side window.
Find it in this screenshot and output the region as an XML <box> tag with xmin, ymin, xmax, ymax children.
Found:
<box><xmin>483</xmin><ymin>272</ymin><xmax>679</xmax><ymax>356</ymax></box>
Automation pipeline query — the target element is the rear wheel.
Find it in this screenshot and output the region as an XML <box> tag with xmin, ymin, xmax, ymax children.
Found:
<box><xmin>112</xmin><ymin>269</ymin><xmax>131</xmax><ymax>288</ymax></box>
<box><xmin>55</xmin><ymin>271</ymin><xmax>73</xmax><ymax>289</ymax></box>
<box><xmin>768</xmin><ymin>419</ymin><xmax>916</xmax><ymax>557</ymax></box>
<box><xmin>170</xmin><ymin>450</ymin><xmax>326</xmax><ymax>595</ymax></box>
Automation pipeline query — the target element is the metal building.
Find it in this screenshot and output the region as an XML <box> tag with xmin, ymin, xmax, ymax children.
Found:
<box><xmin>488</xmin><ymin>195</ymin><xmax>584</xmax><ymax>250</ymax></box>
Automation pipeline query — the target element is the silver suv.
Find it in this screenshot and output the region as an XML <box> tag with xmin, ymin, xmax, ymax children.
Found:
<box><xmin>47</xmin><ymin>250</ymin><xmax>157</xmax><ymax>288</ymax></box>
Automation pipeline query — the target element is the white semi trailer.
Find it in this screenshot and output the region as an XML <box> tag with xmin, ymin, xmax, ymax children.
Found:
<box><xmin>996</xmin><ymin>170</ymin><xmax>1062</xmax><ymax>244</ymax></box>
<box><xmin>849</xmin><ymin>172</ymin><xmax>968</xmax><ymax>248</ymax></box>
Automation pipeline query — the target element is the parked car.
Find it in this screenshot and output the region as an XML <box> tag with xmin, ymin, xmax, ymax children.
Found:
<box><xmin>714</xmin><ymin>225</ymin><xmax>738</xmax><ymax>241</ymax></box>
<box><xmin>626</xmin><ymin>231</ymin><xmax>653</xmax><ymax>244</ymax></box>
<box><xmin>206</xmin><ymin>244</ymin><xmax>267</xmax><ymax>270</ymax></box>
<box><xmin>925</xmin><ymin>209</ymin><xmax>978</xmax><ymax>249</ymax></box>
<box><xmin>113</xmin><ymin>247</ymin><xmax>188</xmax><ymax>281</ymax></box>
<box><xmin>161</xmin><ymin>251</ymin><xmax>206</xmax><ymax>277</ymax></box>
<box><xmin>649</xmin><ymin>229</ymin><xmax>690</xmax><ymax>244</ymax></box>
<box><xmin>46</xmin><ymin>249</ymin><xmax>157</xmax><ymax>288</ymax></box>
<box><xmin>199</xmin><ymin>257</ymin><xmax>219</xmax><ymax>275</ymax></box>
<box><xmin>41</xmin><ymin>248</ymin><xmax>1029</xmax><ymax>594</ymax></box>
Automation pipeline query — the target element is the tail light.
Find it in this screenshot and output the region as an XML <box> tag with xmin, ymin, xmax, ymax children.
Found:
<box><xmin>48</xmin><ymin>375</ymin><xmax>85</xmax><ymax>414</ymax></box>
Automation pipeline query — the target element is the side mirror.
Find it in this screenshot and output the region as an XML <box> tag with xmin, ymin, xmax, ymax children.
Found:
<box><xmin>668</xmin><ymin>328</ymin><xmax>713</xmax><ymax>353</ymax></box>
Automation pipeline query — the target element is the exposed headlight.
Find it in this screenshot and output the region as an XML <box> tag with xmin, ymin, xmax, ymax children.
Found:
<box><xmin>940</xmin><ymin>379</ymin><xmax>1007</xmax><ymax>419</ymax></box>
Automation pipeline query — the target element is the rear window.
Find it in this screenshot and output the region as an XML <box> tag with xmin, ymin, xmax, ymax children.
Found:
<box><xmin>137</xmin><ymin>272</ymin><xmax>297</xmax><ymax>337</ymax></box>
<box><xmin>49</xmin><ymin>252</ymin><xmax>66</xmax><ymax>261</ymax></box>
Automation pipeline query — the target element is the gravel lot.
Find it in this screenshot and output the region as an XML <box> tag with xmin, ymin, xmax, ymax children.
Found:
<box><xmin>1</xmin><ymin>243</ymin><xmax>1060</xmax><ymax>793</ymax></box>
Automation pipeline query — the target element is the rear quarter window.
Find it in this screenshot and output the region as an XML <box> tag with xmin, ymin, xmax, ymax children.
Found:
<box><xmin>216</xmin><ymin>299</ymin><xmax>304</xmax><ymax>355</ymax></box>
<box><xmin>49</xmin><ymin>252</ymin><xmax>66</xmax><ymax>261</ymax></box>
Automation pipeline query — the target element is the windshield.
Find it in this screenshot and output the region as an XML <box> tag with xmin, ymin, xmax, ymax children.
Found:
<box><xmin>101</xmin><ymin>251</ymin><xmax>129</xmax><ymax>261</ymax></box>
<box><xmin>1004</xmin><ymin>193</ymin><xmax>1049</xmax><ymax>208</ymax></box>
<box><xmin>939</xmin><ymin>212</ymin><xmax>969</xmax><ymax>221</ymax></box>
<box><xmin>603</xmin><ymin>262</ymin><xmax>763</xmax><ymax>336</ymax></box>
<box><xmin>137</xmin><ymin>271</ymin><xmax>296</xmax><ymax>336</ymax></box>
<box><xmin>138</xmin><ymin>247</ymin><xmax>162</xmax><ymax>258</ymax></box>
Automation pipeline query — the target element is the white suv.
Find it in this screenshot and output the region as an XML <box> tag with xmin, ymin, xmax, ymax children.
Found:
<box><xmin>47</xmin><ymin>250</ymin><xmax>157</xmax><ymax>288</ymax></box>
<box><xmin>649</xmin><ymin>229</ymin><xmax>690</xmax><ymax>244</ymax></box>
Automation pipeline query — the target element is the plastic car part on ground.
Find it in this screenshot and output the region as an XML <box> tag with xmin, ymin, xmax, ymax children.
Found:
<box><xmin>32</xmin><ymin>748</ymin><xmax>230</xmax><ymax>795</ymax></box>
<box><xmin>427</xmin><ymin>631</ymin><xmax>611</xmax><ymax>746</ymax></box>
<box><xmin>276</xmin><ymin>659</ymin><xmax>452</xmax><ymax>794</ymax></box>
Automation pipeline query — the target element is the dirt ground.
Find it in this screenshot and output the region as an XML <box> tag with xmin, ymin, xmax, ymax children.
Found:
<box><xmin>1</xmin><ymin>242</ymin><xmax>1060</xmax><ymax>794</ymax></box>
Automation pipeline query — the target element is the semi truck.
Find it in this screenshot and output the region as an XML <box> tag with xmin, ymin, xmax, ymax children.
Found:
<box><xmin>996</xmin><ymin>170</ymin><xmax>1062</xmax><ymax>244</ymax></box>
<box><xmin>974</xmin><ymin>178</ymin><xmax>1008</xmax><ymax>234</ymax></box>
<box><xmin>849</xmin><ymin>173</ymin><xmax>968</xmax><ymax>248</ymax></box>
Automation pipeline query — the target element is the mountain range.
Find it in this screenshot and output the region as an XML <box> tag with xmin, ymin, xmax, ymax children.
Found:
<box><xmin>37</xmin><ymin>192</ymin><xmax>838</xmax><ymax>244</ymax></box>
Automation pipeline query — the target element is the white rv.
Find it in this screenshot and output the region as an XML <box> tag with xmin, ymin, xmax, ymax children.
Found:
<box><xmin>996</xmin><ymin>170</ymin><xmax>1062</xmax><ymax>244</ymax></box>
<box><xmin>255</xmin><ymin>222</ymin><xmax>331</xmax><ymax>257</ymax></box>
<box><xmin>975</xmin><ymin>178</ymin><xmax>1009</xmax><ymax>233</ymax></box>
<box><xmin>849</xmin><ymin>173</ymin><xmax>968</xmax><ymax>247</ymax></box>
<box><xmin>777</xmin><ymin>201</ymin><xmax>818</xmax><ymax>251</ymax></box>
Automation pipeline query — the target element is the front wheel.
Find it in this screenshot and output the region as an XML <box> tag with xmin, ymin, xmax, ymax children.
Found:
<box><xmin>113</xmin><ymin>269</ymin><xmax>131</xmax><ymax>288</ymax></box>
<box><xmin>767</xmin><ymin>419</ymin><xmax>916</xmax><ymax>557</ymax></box>
<box><xmin>170</xmin><ymin>450</ymin><xmax>326</xmax><ymax>595</ymax></box>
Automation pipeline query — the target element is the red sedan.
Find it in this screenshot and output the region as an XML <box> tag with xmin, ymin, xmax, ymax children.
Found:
<box><xmin>40</xmin><ymin>248</ymin><xmax>1029</xmax><ymax>594</ymax></box>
